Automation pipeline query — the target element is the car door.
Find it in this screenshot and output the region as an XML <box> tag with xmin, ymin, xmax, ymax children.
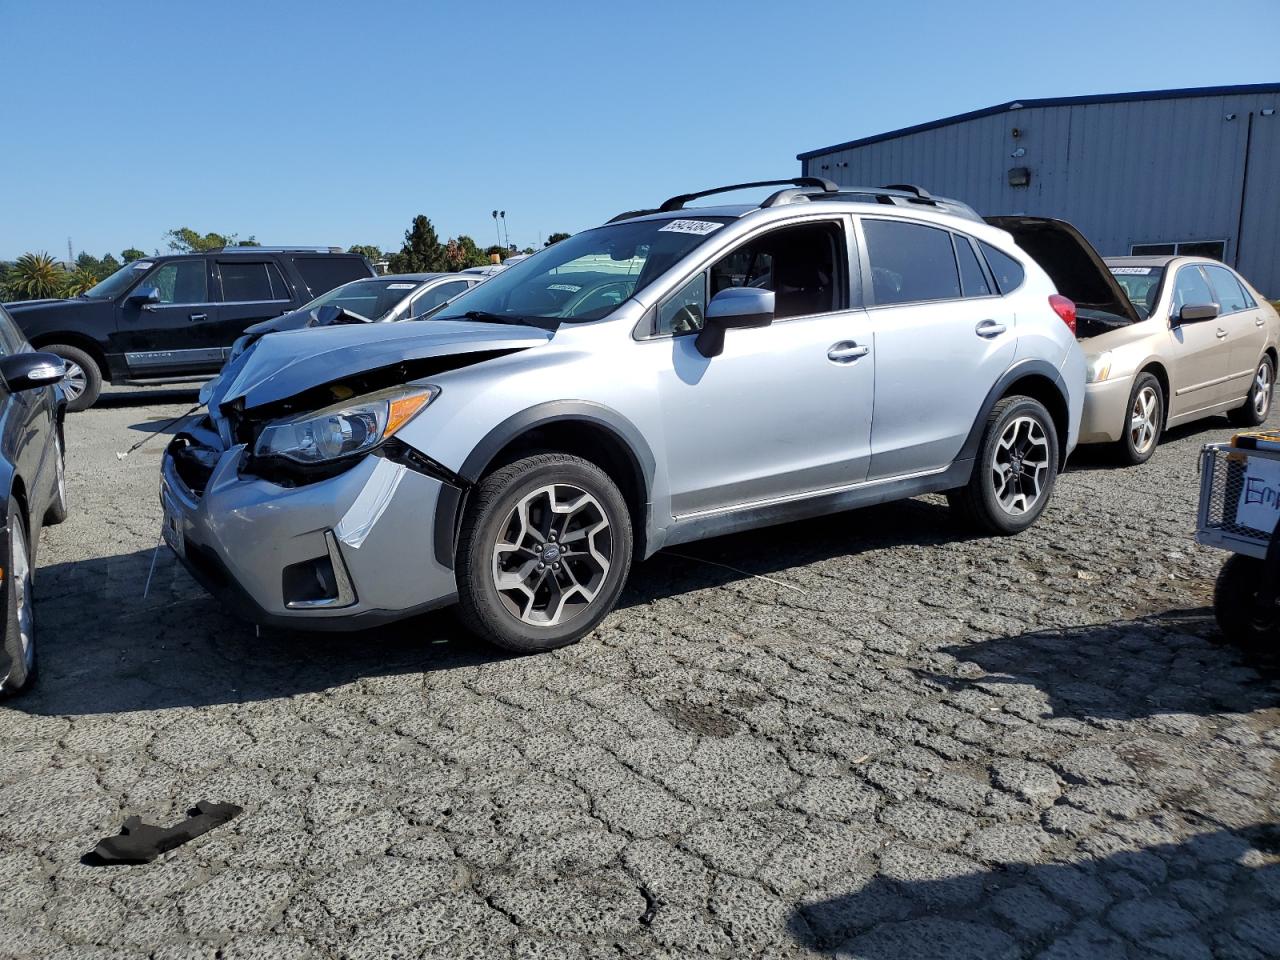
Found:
<box><xmin>115</xmin><ymin>257</ymin><xmax>223</xmax><ymax>376</ymax></box>
<box><xmin>1203</xmin><ymin>263</ymin><xmax>1266</xmax><ymax>399</ymax></box>
<box><xmin>212</xmin><ymin>258</ymin><xmax>296</xmax><ymax>351</ymax></box>
<box><xmin>652</xmin><ymin>216</ymin><xmax>875</xmax><ymax>516</ymax></box>
<box><xmin>1164</xmin><ymin>264</ymin><xmax>1236</xmax><ymax>417</ymax></box>
<box><xmin>857</xmin><ymin>218</ymin><xmax>1018</xmax><ymax>480</ymax></box>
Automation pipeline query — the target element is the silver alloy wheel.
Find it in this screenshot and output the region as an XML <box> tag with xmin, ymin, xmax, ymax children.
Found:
<box><xmin>10</xmin><ymin>520</ymin><xmax>32</xmax><ymax>673</ymax></box>
<box><xmin>990</xmin><ymin>415</ymin><xmax>1051</xmax><ymax>516</ymax></box>
<box><xmin>1255</xmin><ymin>361</ymin><xmax>1273</xmax><ymax>418</ymax></box>
<box><xmin>60</xmin><ymin>359</ymin><xmax>87</xmax><ymax>402</ymax></box>
<box><xmin>1129</xmin><ymin>385</ymin><xmax>1160</xmax><ymax>455</ymax></box>
<box><xmin>491</xmin><ymin>483</ymin><xmax>612</xmax><ymax>627</ymax></box>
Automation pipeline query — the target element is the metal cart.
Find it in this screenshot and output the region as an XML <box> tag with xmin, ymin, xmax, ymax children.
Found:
<box><xmin>1196</xmin><ymin>440</ymin><xmax>1280</xmax><ymax>647</ymax></box>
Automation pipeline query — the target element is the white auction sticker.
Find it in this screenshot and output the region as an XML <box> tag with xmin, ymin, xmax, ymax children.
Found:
<box><xmin>548</xmin><ymin>283</ymin><xmax>582</xmax><ymax>292</ymax></box>
<box><xmin>386</xmin><ymin>283</ymin><xmax>416</xmax><ymax>289</ymax></box>
<box><xmin>659</xmin><ymin>219</ymin><xmax>724</xmax><ymax>236</ymax></box>
<box><xmin>1110</xmin><ymin>267</ymin><xmax>1153</xmax><ymax>275</ymax></box>
<box><xmin>1235</xmin><ymin>456</ymin><xmax>1280</xmax><ymax>532</ymax></box>
<box><xmin>133</xmin><ymin>261</ymin><xmax>153</xmax><ymax>270</ymax></box>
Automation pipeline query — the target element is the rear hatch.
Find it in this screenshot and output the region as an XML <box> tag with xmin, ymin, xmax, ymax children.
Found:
<box><xmin>985</xmin><ymin>216</ymin><xmax>1141</xmax><ymax>336</ymax></box>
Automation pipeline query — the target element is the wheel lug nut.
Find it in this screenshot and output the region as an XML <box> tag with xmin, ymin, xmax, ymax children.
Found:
<box><xmin>537</xmin><ymin>562</ymin><xmax>545</xmax><ymax>569</ymax></box>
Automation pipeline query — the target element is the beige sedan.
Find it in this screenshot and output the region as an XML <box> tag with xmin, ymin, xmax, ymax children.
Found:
<box><xmin>1078</xmin><ymin>256</ymin><xmax>1280</xmax><ymax>464</ymax></box>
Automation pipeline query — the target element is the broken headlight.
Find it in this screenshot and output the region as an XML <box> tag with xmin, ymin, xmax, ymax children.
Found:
<box><xmin>253</xmin><ymin>386</ymin><xmax>438</xmax><ymax>465</ymax></box>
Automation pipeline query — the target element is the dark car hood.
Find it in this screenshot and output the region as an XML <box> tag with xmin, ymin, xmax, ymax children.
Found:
<box><xmin>4</xmin><ymin>297</ymin><xmax>93</xmax><ymax>315</ymax></box>
<box><xmin>985</xmin><ymin>216</ymin><xmax>1142</xmax><ymax>326</ymax></box>
<box><xmin>213</xmin><ymin>319</ymin><xmax>552</xmax><ymax>412</ymax></box>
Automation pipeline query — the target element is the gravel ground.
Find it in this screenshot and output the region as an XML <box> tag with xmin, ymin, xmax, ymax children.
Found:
<box><xmin>2</xmin><ymin>385</ymin><xmax>1278</xmax><ymax>959</ymax></box>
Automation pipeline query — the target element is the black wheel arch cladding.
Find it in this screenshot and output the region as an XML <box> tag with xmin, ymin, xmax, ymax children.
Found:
<box><xmin>962</xmin><ymin>359</ymin><xmax>1070</xmax><ymax>466</ymax></box>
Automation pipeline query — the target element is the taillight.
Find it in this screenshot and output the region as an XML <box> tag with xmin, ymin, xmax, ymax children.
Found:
<box><xmin>1049</xmin><ymin>294</ymin><xmax>1077</xmax><ymax>335</ymax></box>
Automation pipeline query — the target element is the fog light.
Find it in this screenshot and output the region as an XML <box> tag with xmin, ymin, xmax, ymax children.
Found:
<box><xmin>282</xmin><ymin>532</ymin><xmax>355</xmax><ymax>609</ymax></box>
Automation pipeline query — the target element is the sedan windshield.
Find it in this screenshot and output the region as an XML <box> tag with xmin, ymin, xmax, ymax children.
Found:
<box><xmin>1109</xmin><ymin>266</ymin><xmax>1164</xmax><ymax>320</ymax></box>
<box><xmin>433</xmin><ymin>216</ymin><xmax>733</xmax><ymax>325</ymax></box>
<box><xmin>83</xmin><ymin>260</ymin><xmax>154</xmax><ymax>300</ymax></box>
<box><xmin>300</xmin><ymin>278</ymin><xmax>421</xmax><ymax>321</ymax></box>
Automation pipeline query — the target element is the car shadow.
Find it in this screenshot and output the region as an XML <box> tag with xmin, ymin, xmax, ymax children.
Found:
<box><xmin>787</xmin><ymin>824</ymin><xmax>1280</xmax><ymax>957</ymax></box>
<box><xmin>923</xmin><ymin>608</ymin><xmax>1280</xmax><ymax>723</ymax></box>
<box><xmin>20</xmin><ymin>497</ymin><xmax>976</xmax><ymax>716</ymax></box>
<box><xmin>1065</xmin><ymin>415</ymin><xmax>1235</xmax><ymax>473</ymax></box>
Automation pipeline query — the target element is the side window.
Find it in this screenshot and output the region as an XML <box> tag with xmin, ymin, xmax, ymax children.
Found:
<box><xmin>1203</xmin><ymin>265</ymin><xmax>1250</xmax><ymax>315</ymax></box>
<box><xmin>977</xmin><ymin>241</ymin><xmax>1026</xmax><ymax>294</ymax></box>
<box><xmin>144</xmin><ymin>260</ymin><xmax>209</xmax><ymax>304</ymax></box>
<box><xmin>1172</xmin><ymin>266</ymin><xmax>1215</xmax><ymax>312</ymax></box>
<box><xmin>218</xmin><ymin>261</ymin><xmax>289</xmax><ymax>302</ymax></box>
<box><xmin>657</xmin><ymin>273</ymin><xmax>707</xmax><ymax>336</ymax></box>
<box><xmin>954</xmin><ymin>235</ymin><xmax>993</xmax><ymax>297</ymax></box>
<box><xmin>863</xmin><ymin>220</ymin><xmax>960</xmax><ymax>305</ymax></box>
<box><xmin>411</xmin><ymin>280</ymin><xmax>469</xmax><ymax>316</ymax></box>
<box><xmin>291</xmin><ymin>256</ymin><xmax>372</xmax><ymax>297</ymax></box>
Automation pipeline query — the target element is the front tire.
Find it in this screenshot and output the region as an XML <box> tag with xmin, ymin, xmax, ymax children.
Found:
<box><xmin>1213</xmin><ymin>554</ymin><xmax>1278</xmax><ymax>651</ymax></box>
<box><xmin>1115</xmin><ymin>373</ymin><xmax>1163</xmax><ymax>466</ymax></box>
<box><xmin>45</xmin><ymin>344</ymin><xmax>102</xmax><ymax>413</ymax></box>
<box><xmin>456</xmin><ymin>454</ymin><xmax>633</xmax><ymax>653</ymax></box>
<box><xmin>948</xmin><ymin>395</ymin><xmax>1060</xmax><ymax>535</ymax></box>
<box><xmin>0</xmin><ymin>501</ymin><xmax>36</xmax><ymax>699</ymax></box>
<box><xmin>1229</xmin><ymin>355</ymin><xmax>1274</xmax><ymax>427</ymax></box>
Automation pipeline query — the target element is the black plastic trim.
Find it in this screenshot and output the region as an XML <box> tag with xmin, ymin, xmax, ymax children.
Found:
<box><xmin>959</xmin><ymin>358</ymin><xmax>1071</xmax><ymax>464</ymax></box>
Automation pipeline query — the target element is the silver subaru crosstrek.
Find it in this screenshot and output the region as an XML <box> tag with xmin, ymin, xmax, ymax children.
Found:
<box><xmin>162</xmin><ymin>178</ymin><xmax>1086</xmax><ymax>652</ymax></box>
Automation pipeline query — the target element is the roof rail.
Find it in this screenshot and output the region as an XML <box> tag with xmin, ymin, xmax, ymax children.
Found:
<box><xmin>207</xmin><ymin>245</ymin><xmax>345</xmax><ymax>254</ymax></box>
<box><xmin>881</xmin><ymin>183</ymin><xmax>932</xmax><ymax>200</ymax></box>
<box><xmin>658</xmin><ymin>178</ymin><xmax>839</xmax><ymax>213</ymax></box>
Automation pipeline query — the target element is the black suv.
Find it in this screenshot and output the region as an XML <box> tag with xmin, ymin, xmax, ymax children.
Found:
<box><xmin>4</xmin><ymin>247</ymin><xmax>375</xmax><ymax>410</ymax></box>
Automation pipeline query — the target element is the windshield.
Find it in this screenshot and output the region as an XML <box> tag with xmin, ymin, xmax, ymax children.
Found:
<box><xmin>1109</xmin><ymin>266</ymin><xmax>1164</xmax><ymax>320</ymax></box>
<box><xmin>83</xmin><ymin>260</ymin><xmax>154</xmax><ymax>300</ymax></box>
<box><xmin>299</xmin><ymin>278</ymin><xmax>421</xmax><ymax>321</ymax></box>
<box><xmin>434</xmin><ymin>217</ymin><xmax>734</xmax><ymax>324</ymax></box>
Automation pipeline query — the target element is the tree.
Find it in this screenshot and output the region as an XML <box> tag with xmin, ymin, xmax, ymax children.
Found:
<box><xmin>388</xmin><ymin>215</ymin><xmax>447</xmax><ymax>273</ymax></box>
<box><xmin>61</xmin><ymin>266</ymin><xmax>100</xmax><ymax>297</ymax></box>
<box><xmin>165</xmin><ymin>228</ymin><xmax>258</xmax><ymax>253</ymax></box>
<box><xmin>4</xmin><ymin>252</ymin><xmax>67</xmax><ymax>300</ymax></box>
<box><xmin>348</xmin><ymin>244</ymin><xmax>383</xmax><ymax>263</ymax></box>
<box><xmin>120</xmin><ymin>247</ymin><xmax>146</xmax><ymax>263</ymax></box>
<box><xmin>484</xmin><ymin>244</ymin><xmax>508</xmax><ymax>261</ymax></box>
<box><xmin>443</xmin><ymin>234</ymin><xmax>488</xmax><ymax>272</ymax></box>
<box><xmin>75</xmin><ymin>252</ymin><xmax>121</xmax><ymax>282</ymax></box>
<box><xmin>544</xmin><ymin>232</ymin><xmax>571</xmax><ymax>247</ymax></box>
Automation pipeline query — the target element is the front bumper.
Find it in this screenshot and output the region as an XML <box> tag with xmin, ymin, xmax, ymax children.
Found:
<box><xmin>1078</xmin><ymin>376</ymin><xmax>1131</xmax><ymax>444</ymax></box>
<box><xmin>160</xmin><ymin>438</ymin><xmax>458</xmax><ymax>630</ymax></box>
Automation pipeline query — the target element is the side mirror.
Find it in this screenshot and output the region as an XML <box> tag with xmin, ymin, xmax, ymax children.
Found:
<box><xmin>1177</xmin><ymin>303</ymin><xmax>1219</xmax><ymax>324</ymax></box>
<box><xmin>0</xmin><ymin>352</ymin><xmax>65</xmax><ymax>393</ymax></box>
<box><xmin>694</xmin><ymin>287</ymin><xmax>775</xmax><ymax>358</ymax></box>
<box><xmin>127</xmin><ymin>285</ymin><xmax>161</xmax><ymax>306</ymax></box>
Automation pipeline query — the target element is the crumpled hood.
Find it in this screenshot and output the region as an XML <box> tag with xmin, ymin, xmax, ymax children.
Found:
<box><xmin>212</xmin><ymin>319</ymin><xmax>552</xmax><ymax>412</ymax></box>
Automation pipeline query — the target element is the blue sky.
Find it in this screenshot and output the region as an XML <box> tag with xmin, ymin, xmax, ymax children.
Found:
<box><xmin>2</xmin><ymin>0</ymin><xmax>1276</xmax><ymax>260</ymax></box>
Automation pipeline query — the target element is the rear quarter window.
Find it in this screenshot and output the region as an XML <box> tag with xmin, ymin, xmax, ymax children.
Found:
<box><xmin>290</xmin><ymin>256</ymin><xmax>376</xmax><ymax>298</ymax></box>
<box><xmin>979</xmin><ymin>241</ymin><xmax>1026</xmax><ymax>294</ymax></box>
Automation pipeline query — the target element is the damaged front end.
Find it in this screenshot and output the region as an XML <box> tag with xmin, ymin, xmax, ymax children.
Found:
<box><xmin>161</xmin><ymin>320</ymin><xmax>551</xmax><ymax>628</ymax></box>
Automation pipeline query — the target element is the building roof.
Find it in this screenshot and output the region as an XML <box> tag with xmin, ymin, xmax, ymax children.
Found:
<box><xmin>796</xmin><ymin>82</ymin><xmax>1280</xmax><ymax>160</ymax></box>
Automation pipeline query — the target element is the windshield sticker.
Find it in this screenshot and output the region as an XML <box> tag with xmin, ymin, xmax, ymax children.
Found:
<box><xmin>385</xmin><ymin>283</ymin><xmax>416</xmax><ymax>289</ymax></box>
<box><xmin>548</xmin><ymin>283</ymin><xmax>582</xmax><ymax>292</ymax></box>
<box><xmin>1111</xmin><ymin>267</ymin><xmax>1153</xmax><ymax>275</ymax></box>
<box><xmin>132</xmin><ymin>261</ymin><xmax>153</xmax><ymax>270</ymax></box>
<box><xmin>659</xmin><ymin>219</ymin><xmax>724</xmax><ymax>236</ymax></box>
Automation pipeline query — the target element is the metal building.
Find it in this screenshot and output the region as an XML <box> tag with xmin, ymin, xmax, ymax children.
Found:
<box><xmin>797</xmin><ymin>83</ymin><xmax>1280</xmax><ymax>295</ymax></box>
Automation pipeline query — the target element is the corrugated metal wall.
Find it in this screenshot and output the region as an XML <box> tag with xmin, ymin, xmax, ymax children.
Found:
<box><xmin>801</xmin><ymin>92</ymin><xmax>1280</xmax><ymax>295</ymax></box>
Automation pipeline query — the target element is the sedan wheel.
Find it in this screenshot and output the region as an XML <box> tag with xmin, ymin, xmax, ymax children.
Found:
<box><xmin>1130</xmin><ymin>385</ymin><xmax>1160</xmax><ymax>456</ymax></box>
<box><xmin>0</xmin><ymin>506</ymin><xmax>36</xmax><ymax>698</ymax></box>
<box><xmin>1254</xmin><ymin>361</ymin><xmax>1273</xmax><ymax>419</ymax></box>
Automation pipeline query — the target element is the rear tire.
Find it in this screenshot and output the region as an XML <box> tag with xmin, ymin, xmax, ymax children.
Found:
<box><xmin>0</xmin><ymin>501</ymin><xmax>36</xmax><ymax>699</ymax></box>
<box><xmin>45</xmin><ymin>344</ymin><xmax>102</xmax><ymax>412</ymax></box>
<box><xmin>456</xmin><ymin>454</ymin><xmax>633</xmax><ymax>653</ymax></box>
<box><xmin>1228</xmin><ymin>354</ymin><xmax>1274</xmax><ymax>428</ymax></box>
<box><xmin>1213</xmin><ymin>554</ymin><xmax>1278</xmax><ymax>651</ymax></box>
<box><xmin>43</xmin><ymin>430</ymin><xmax>68</xmax><ymax>526</ymax></box>
<box><xmin>1114</xmin><ymin>373</ymin><xmax>1163</xmax><ymax>466</ymax></box>
<box><xmin>948</xmin><ymin>395</ymin><xmax>1059</xmax><ymax>535</ymax></box>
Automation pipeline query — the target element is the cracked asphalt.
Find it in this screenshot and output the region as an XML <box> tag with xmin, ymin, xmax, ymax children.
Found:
<box><xmin>2</xmin><ymin>385</ymin><xmax>1278</xmax><ymax>959</ymax></box>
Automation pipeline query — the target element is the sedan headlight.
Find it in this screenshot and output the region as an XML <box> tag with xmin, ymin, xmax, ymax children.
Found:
<box><xmin>254</xmin><ymin>386</ymin><xmax>438</xmax><ymax>464</ymax></box>
<box><xmin>1086</xmin><ymin>351</ymin><xmax>1113</xmax><ymax>384</ymax></box>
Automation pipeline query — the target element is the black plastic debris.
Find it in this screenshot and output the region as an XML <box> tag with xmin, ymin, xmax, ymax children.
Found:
<box><xmin>87</xmin><ymin>800</ymin><xmax>242</xmax><ymax>865</ymax></box>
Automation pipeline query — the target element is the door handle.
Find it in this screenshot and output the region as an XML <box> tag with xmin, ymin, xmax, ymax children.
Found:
<box><xmin>189</xmin><ymin>312</ymin><xmax>208</xmax><ymax>322</ymax></box>
<box><xmin>1216</xmin><ymin>328</ymin><xmax>1228</xmax><ymax>339</ymax></box>
<box><xmin>975</xmin><ymin>320</ymin><xmax>1007</xmax><ymax>338</ymax></box>
<box><xmin>1257</xmin><ymin>318</ymin><xmax>1266</xmax><ymax>327</ymax></box>
<box><xmin>827</xmin><ymin>341</ymin><xmax>870</xmax><ymax>363</ymax></box>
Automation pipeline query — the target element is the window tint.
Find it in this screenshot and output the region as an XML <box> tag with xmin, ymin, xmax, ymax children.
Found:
<box><xmin>411</xmin><ymin>280</ymin><xmax>469</xmax><ymax>316</ymax></box>
<box><xmin>657</xmin><ymin>273</ymin><xmax>706</xmax><ymax>336</ymax></box>
<box><xmin>977</xmin><ymin>241</ymin><xmax>1025</xmax><ymax>294</ymax></box>
<box><xmin>864</xmin><ymin>220</ymin><xmax>960</xmax><ymax>305</ymax></box>
<box><xmin>1172</xmin><ymin>266</ymin><xmax>1215</xmax><ymax>312</ymax></box>
<box><xmin>219</xmin><ymin>261</ymin><xmax>289</xmax><ymax>302</ymax></box>
<box><xmin>0</xmin><ymin>307</ymin><xmax>23</xmax><ymax>356</ymax></box>
<box><xmin>146</xmin><ymin>260</ymin><xmax>209</xmax><ymax>304</ymax></box>
<box><xmin>954</xmin><ymin>235</ymin><xmax>992</xmax><ymax>297</ymax></box>
<box><xmin>1204</xmin><ymin>265</ymin><xmax>1250</xmax><ymax>315</ymax></box>
<box><xmin>291</xmin><ymin>256</ymin><xmax>374</xmax><ymax>297</ymax></box>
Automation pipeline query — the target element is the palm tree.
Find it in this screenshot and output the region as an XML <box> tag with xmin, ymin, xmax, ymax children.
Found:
<box><xmin>61</xmin><ymin>266</ymin><xmax>99</xmax><ymax>297</ymax></box>
<box><xmin>4</xmin><ymin>252</ymin><xmax>67</xmax><ymax>300</ymax></box>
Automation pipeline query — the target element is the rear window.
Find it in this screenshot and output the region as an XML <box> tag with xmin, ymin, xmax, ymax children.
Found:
<box><xmin>863</xmin><ymin>219</ymin><xmax>961</xmax><ymax>306</ymax></box>
<box><xmin>291</xmin><ymin>256</ymin><xmax>375</xmax><ymax>297</ymax></box>
<box><xmin>979</xmin><ymin>241</ymin><xmax>1026</xmax><ymax>294</ymax></box>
